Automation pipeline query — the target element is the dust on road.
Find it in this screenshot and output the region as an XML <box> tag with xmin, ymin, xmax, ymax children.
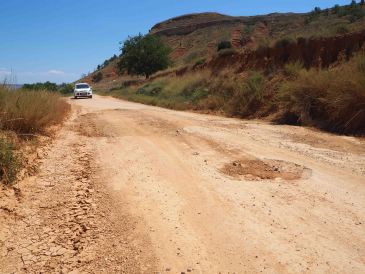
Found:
<box><xmin>1</xmin><ymin>95</ymin><xmax>364</xmax><ymax>273</ymax></box>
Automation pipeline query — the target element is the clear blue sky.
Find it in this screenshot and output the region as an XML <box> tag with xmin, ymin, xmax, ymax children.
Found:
<box><xmin>0</xmin><ymin>0</ymin><xmax>350</xmax><ymax>84</ymax></box>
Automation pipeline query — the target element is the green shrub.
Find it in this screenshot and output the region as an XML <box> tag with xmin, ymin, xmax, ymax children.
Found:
<box><xmin>194</xmin><ymin>58</ymin><xmax>206</xmax><ymax>66</ymax></box>
<box><xmin>92</xmin><ymin>72</ymin><xmax>103</xmax><ymax>83</ymax></box>
<box><xmin>243</xmin><ymin>25</ymin><xmax>254</xmax><ymax>35</ymax></box>
<box><xmin>118</xmin><ymin>34</ymin><xmax>172</xmax><ymax>78</ymax></box>
<box><xmin>136</xmin><ymin>81</ymin><xmax>164</xmax><ymax>96</ymax></box>
<box><xmin>58</xmin><ymin>83</ymin><xmax>74</xmax><ymax>94</ymax></box>
<box><xmin>333</xmin><ymin>4</ymin><xmax>341</xmax><ymax>14</ymax></box>
<box><xmin>337</xmin><ymin>2</ymin><xmax>365</xmax><ymax>19</ymax></box>
<box><xmin>217</xmin><ymin>41</ymin><xmax>232</xmax><ymax>52</ymax></box>
<box><xmin>217</xmin><ymin>48</ymin><xmax>238</xmax><ymax>57</ymax></box>
<box><xmin>336</xmin><ymin>24</ymin><xmax>350</xmax><ymax>34</ymax></box>
<box><xmin>283</xmin><ymin>62</ymin><xmax>304</xmax><ymax>79</ymax></box>
<box><xmin>23</xmin><ymin>81</ymin><xmax>58</xmax><ymax>91</ymax></box>
<box><xmin>226</xmin><ymin>72</ymin><xmax>265</xmax><ymax>117</ymax></box>
<box><xmin>0</xmin><ymin>137</ymin><xmax>19</xmax><ymax>185</ymax></box>
<box><xmin>313</xmin><ymin>7</ymin><xmax>322</xmax><ymax>14</ymax></box>
<box><xmin>275</xmin><ymin>37</ymin><xmax>295</xmax><ymax>48</ymax></box>
<box><xmin>183</xmin><ymin>52</ymin><xmax>199</xmax><ymax>64</ymax></box>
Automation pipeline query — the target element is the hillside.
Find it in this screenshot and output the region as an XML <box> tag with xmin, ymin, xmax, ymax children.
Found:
<box><xmin>83</xmin><ymin>3</ymin><xmax>365</xmax><ymax>134</ymax></box>
<box><xmin>150</xmin><ymin>7</ymin><xmax>365</xmax><ymax>65</ymax></box>
<box><xmin>85</xmin><ymin>3</ymin><xmax>365</xmax><ymax>88</ymax></box>
<box><xmin>150</xmin><ymin>12</ymin><xmax>303</xmax><ymax>63</ymax></box>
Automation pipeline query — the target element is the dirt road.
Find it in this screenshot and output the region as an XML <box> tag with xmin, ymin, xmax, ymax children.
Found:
<box><xmin>1</xmin><ymin>95</ymin><xmax>364</xmax><ymax>273</ymax></box>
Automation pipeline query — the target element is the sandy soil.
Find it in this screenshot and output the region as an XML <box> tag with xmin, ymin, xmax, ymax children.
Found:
<box><xmin>1</xmin><ymin>95</ymin><xmax>364</xmax><ymax>273</ymax></box>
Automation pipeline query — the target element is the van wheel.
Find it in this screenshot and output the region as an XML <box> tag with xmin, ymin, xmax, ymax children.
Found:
<box><xmin>89</xmin><ymin>95</ymin><xmax>92</xmax><ymax>99</ymax></box>
<box><xmin>74</xmin><ymin>96</ymin><xmax>78</xmax><ymax>99</ymax></box>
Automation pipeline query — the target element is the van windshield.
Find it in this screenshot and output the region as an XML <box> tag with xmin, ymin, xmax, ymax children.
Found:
<box><xmin>76</xmin><ymin>84</ymin><xmax>89</xmax><ymax>89</ymax></box>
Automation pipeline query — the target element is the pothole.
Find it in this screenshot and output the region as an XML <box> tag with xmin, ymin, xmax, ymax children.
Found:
<box><xmin>221</xmin><ymin>159</ymin><xmax>310</xmax><ymax>181</ymax></box>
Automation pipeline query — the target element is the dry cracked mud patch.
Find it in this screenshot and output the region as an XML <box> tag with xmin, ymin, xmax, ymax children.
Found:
<box><xmin>0</xmin><ymin>111</ymin><xmax>156</xmax><ymax>273</ymax></box>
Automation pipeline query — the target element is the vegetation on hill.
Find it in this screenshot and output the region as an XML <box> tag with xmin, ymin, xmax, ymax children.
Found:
<box><xmin>217</xmin><ymin>41</ymin><xmax>232</xmax><ymax>51</ymax></box>
<box><xmin>118</xmin><ymin>34</ymin><xmax>172</xmax><ymax>78</ymax></box>
<box><xmin>96</xmin><ymin>55</ymin><xmax>118</xmax><ymax>71</ymax></box>
<box><xmin>92</xmin><ymin>72</ymin><xmax>103</xmax><ymax>83</ymax></box>
<box><xmin>86</xmin><ymin>1</ymin><xmax>365</xmax><ymax>88</ymax></box>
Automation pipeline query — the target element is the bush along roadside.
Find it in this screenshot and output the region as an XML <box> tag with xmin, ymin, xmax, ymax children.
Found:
<box><xmin>0</xmin><ymin>86</ymin><xmax>70</xmax><ymax>185</ymax></box>
<box><xmin>278</xmin><ymin>51</ymin><xmax>365</xmax><ymax>134</ymax></box>
<box><xmin>0</xmin><ymin>137</ymin><xmax>20</xmax><ymax>185</ymax></box>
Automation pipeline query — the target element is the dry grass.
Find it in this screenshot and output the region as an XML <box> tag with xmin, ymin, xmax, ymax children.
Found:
<box><xmin>105</xmin><ymin>70</ymin><xmax>267</xmax><ymax>117</ymax></box>
<box><xmin>279</xmin><ymin>51</ymin><xmax>365</xmax><ymax>134</ymax></box>
<box><xmin>283</xmin><ymin>62</ymin><xmax>304</xmax><ymax>79</ymax></box>
<box><xmin>0</xmin><ymin>86</ymin><xmax>70</xmax><ymax>184</ymax></box>
<box><xmin>0</xmin><ymin>137</ymin><xmax>19</xmax><ymax>185</ymax></box>
<box><xmin>105</xmin><ymin>71</ymin><xmax>211</xmax><ymax>110</ymax></box>
<box><xmin>0</xmin><ymin>87</ymin><xmax>70</xmax><ymax>134</ymax></box>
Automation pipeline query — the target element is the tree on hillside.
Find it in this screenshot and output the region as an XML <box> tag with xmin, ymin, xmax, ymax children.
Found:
<box><xmin>333</xmin><ymin>4</ymin><xmax>340</xmax><ymax>14</ymax></box>
<box><xmin>92</xmin><ymin>72</ymin><xmax>103</xmax><ymax>83</ymax></box>
<box><xmin>217</xmin><ymin>41</ymin><xmax>232</xmax><ymax>51</ymax></box>
<box><xmin>117</xmin><ymin>34</ymin><xmax>171</xmax><ymax>78</ymax></box>
<box><xmin>313</xmin><ymin>6</ymin><xmax>322</xmax><ymax>14</ymax></box>
<box><xmin>361</xmin><ymin>0</ymin><xmax>364</xmax><ymax>5</ymax></box>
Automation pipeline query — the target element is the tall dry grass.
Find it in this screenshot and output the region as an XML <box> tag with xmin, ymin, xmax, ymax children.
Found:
<box><xmin>0</xmin><ymin>137</ymin><xmax>19</xmax><ymax>184</ymax></box>
<box><xmin>0</xmin><ymin>86</ymin><xmax>70</xmax><ymax>184</ymax></box>
<box><xmin>279</xmin><ymin>51</ymin><xmax>365</xmax><ymax>134</ymax></box>
<box><xmin>0</xmin><ymin>87</ymin><xmax>70</xmax><ymax>135</ymax></box>
<box><xmin>107</xmin><ymin>71</ymin><xmax>211</xmax><ymax>110</ymax></box>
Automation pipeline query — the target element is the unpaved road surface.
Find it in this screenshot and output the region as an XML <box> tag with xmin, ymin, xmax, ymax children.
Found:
<box><xmin>1</xmin><ymin>95</ymin><xmax>364</xmax><ymax>273</ymax></box>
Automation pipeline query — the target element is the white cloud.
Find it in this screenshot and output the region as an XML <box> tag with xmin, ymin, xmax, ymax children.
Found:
<box><xmin>0</xmin><ymin>68</ymin><xmax>11</xmax><ymax>75</ymax></box>
<box><xmin>47</xmin><ymin>69</ymin><xmax>65</xmax><ymax>75</ymax></box>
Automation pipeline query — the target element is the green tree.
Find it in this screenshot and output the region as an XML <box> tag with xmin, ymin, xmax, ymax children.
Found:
<box><xmin>118</xmin><ymin>34</ymin><xmax>171</xmax><ymax>78</ymax></box>
<box><xmin>58</xmin><ymin>83</ymin><xmax>74</xmax><ymax>94</ymax></box>
<box><xmin>22</xmin><ymin>81</ymin><xmax>57</xmax><ymax>91</ymax></box>
<box><xmin>313</xmin><ymin>6</ymin><xmax>322</xmax><ymax>14</ymax></box>
<box><xmin>217</xmin><ymin>41</ymin><xmax>232</xmax><ymax>52</ymax></box>
<box><xmin>92</xmin><ymin>72</ymin><xmax>103</xmax><ymax>83</ymax></box>
<box><xmin>333</xmin><ymin>4</ymin><xmax>340</xmax><ymax>14</ymax></box>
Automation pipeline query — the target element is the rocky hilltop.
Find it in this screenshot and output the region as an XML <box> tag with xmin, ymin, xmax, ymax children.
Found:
<box><xmin>150</xmin><ymin>12</ymin><xmax>301</xmax><ymax>36</ymax></box>
<box><xmin>150</xmin><ymin>12</ymin><xmax>304</xmax><ymax>64</ymax></box>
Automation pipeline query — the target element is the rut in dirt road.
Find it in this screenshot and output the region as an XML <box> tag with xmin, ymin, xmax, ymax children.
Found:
<box><xmin>1</xmin><ymin>95</ymin><xmax>365</xmax><ymax>273</ymax></box>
